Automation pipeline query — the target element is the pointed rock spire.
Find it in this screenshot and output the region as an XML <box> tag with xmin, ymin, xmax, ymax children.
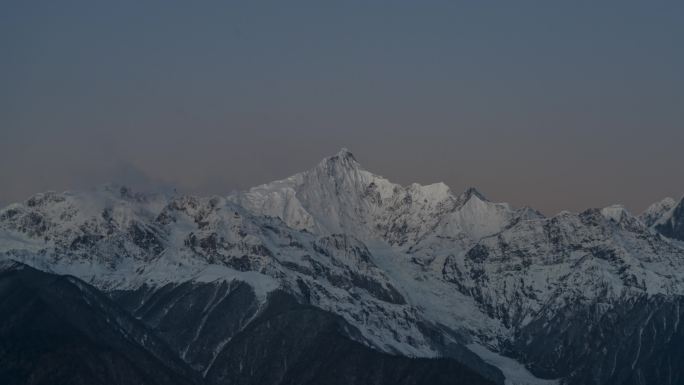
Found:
<box><xmin>316</xmin><ymin>148</ymin><xmax>361</xmax><ymax>174</ymax></box>
<box><xmin>456</xmin><ymin>187</ymin><xmax>488</xmax><ymax>207</ymax></box>
<box><xmin>336</xmin><ymin>147</ymin><xmax>356</xmax><ymax>160</ymax></box>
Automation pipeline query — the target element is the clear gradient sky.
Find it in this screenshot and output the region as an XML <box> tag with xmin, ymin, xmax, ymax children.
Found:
<box><xmin>2</xmin><ymin>1</ymin><xmax>683</xmax><ymax>214</ymax></box>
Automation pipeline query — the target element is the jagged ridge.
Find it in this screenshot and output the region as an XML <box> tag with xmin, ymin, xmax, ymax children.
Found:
<box><xmin>1</xmin><ymin>148</ymin><xmax>683</xmax><ymax>385</ymax></box>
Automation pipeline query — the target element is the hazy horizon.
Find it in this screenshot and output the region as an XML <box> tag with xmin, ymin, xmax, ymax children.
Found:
<box><xmin>2</xmin><ymin>1</ymin><xmax>683</xmax><ymax>214</ymax></box>
<box><xmin>1</xmin><ymin>146</ymin><xmax>681</xmax><ymax>217</ymax></box>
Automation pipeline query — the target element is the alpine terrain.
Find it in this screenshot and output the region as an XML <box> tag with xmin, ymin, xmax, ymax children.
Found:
<box><xmin>2</xmin><ymin>149</ymin><xmax>684</xmax><ymax>385</ymax></box>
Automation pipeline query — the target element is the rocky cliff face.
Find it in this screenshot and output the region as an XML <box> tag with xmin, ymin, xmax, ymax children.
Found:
<box><xmin>653</xmin><ymin>198</ymin><xmax>684</xmax><ymax>242</ymax></box>
<box><xmin>1</xmin><ymin>149</ymin><xmax>684</xmax><ymax>385</ymax></box>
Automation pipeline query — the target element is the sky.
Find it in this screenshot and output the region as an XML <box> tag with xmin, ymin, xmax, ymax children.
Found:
<box><xmin>1</xmin><ymin>0</ymin><xmax>683</xmax><ymax>214</ymax></box>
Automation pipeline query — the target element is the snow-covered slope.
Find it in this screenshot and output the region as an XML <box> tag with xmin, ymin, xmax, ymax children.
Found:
<box><xmin>639</xmin><ymin>197</ymin><xmax>677</xmax><ymax>227</ymax></box>
<box><xmin>230</xmin><ymin>149</ymin><xmax>527</xmax><ymax>247</ymax></box>
<box><xmin>651</xmin><ymin>197</ymin><xmax>684</xmax><ymax>242</ymax></box>
<box><xmin>2</xmin><ymin>149</ymin><xmax>684</xmax><ymax>385</ymax></box>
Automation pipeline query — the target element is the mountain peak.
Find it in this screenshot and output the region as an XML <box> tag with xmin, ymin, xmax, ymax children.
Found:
<box><xmin>653</xmin><ymin>195</ymin><xmax>684</xmax><ymax>241</ymax></box>
<box><xmin>336</xmin><ymin>147</ymin><xmax>355</xmax><ymax>159</ymax></box>
<box><xmin>456</xmin><ymin>187</ymin><xmax>488</xmax><ymax>206</ymax></box>
<box><xmin>600</xmin><ymin>204</ymin><xmax>630</xmax><ymax>222</ymax></box>
<box><xmin>327</xmin><ymin>147</ymin><xmax>357</xmax><ymax>163</ymax></box>
<box><xmin>316</xmin><ymin>148</ymin><xmax>361</xmax><ymax>172</ymax></box>
<box><xmin>640</xmin><ymin>197</ymin><xmax>677</xmax><ymax>227</ymax></box>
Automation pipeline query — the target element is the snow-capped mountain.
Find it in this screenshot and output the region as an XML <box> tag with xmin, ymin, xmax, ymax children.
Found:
<box><xmin>230</xmin><ymin>149</ymin><xmax>529</xmax><ymax>246</ymax></box>
<box><xmin>2</xmin><ymin>149</ymin><xmax>684</xmax><ymax>385</ymax></box>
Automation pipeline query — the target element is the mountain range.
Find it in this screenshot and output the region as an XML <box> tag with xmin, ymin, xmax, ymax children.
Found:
<box><xmin>2</xmin><ymin>148</ymin><xmax>683</xmax><ymax>385</ymax></box>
